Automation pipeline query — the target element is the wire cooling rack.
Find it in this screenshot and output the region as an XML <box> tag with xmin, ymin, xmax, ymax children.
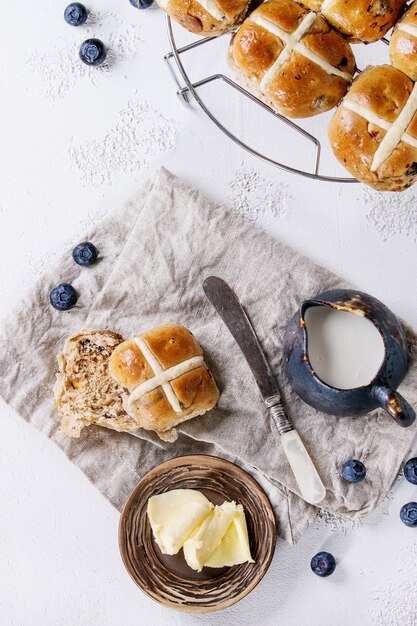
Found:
<box><xmin>164</xmin><ymin>15</ymin><xmax>390</xmax><ymax>183</ymax></box>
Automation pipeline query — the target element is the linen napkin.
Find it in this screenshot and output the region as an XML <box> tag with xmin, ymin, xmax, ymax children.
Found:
<box><xmin>1</xmin><ymin>167</ymin><xmax>416</xmax><ymax>544</ymax></box>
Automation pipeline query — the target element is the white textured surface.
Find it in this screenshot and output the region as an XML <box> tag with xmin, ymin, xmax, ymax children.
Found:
<box><xmin>1</xmin><ymin>1</ymin><xmax>417</xmax><ymax>625</ymax></box>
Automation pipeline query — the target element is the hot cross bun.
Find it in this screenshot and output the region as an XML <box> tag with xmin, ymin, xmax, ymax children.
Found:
<box><xmin>229</xmin><ymin>0</ymin><xmax>356</xmax><ymax>118</ymax></box>
<box><xmin>109</xmin><ymin>324</ymin><xmax>220</xmax><ymax>442</ymax></box>
<box><xmin>390</xmin><ymin>1</ymin><xmax>417</xmax><ymax>81</ymax></box>
<box><xmin>156</xmin><ymin>0</ymin><xmax>250</xmax><ymax>36</ymax></box>
<box><xmin>328</xmin><ymin>65</ymin><xmax>417</xmax><ymax>191</ymax></box>
<box><xmin>298</xmin><ymin>0</ymin><xmax>407</xmax><ymax>43</ymax></box>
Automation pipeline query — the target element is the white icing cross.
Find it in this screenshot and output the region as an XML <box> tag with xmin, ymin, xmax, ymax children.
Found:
<box><xmin>161</xmin><ymin>0</ymin><xmax>225</xmax><ymax>21</ymax></box>
<box><xmin>249</xmin><ymin>12</ymin><xmax>352</xmax><ymax>92</ymax></box>
<box><xmin>127</xmin><ymin>336</ymin><xmax>204</xmax><ymax>414</ymax></box>
<box><xmin>343</xmin><ymin>84</ymin><xmax>417</xmax><ymax>171</ymax></box>
<box><xmin>397</xmin><ymin>22</ymin><xmax>417</xmax><ymax>39</ymax></box>
<box><xmin>320</xmin><ymin>0</ymin><xmax>337</xmax><ymax>13</ymax></box>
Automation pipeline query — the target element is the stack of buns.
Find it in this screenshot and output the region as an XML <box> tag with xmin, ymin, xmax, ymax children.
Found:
<box><xmin>54</xmin><ymin>324</ymin><xmax>220</xmax><ymax>442</ymax></box>
<box><xmin>157</xmin><ymin>0</ymin><xmax>417</xmax><ymax>190</ymax></box>
<box><xmin>158</xmin><ymin>0</ymin><xmax>406</xmax><ymax>41</ymax></box>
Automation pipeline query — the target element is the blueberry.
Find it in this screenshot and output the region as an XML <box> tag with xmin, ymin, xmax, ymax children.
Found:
<box><xmin>341</xmin><ymin>459</ymin><xmax>366</xmax><ymax>483</ymax></box>
<box><xmin>79</xmin><ymin>39</ymin><xmax>107</xmax><ymax>66</ymax></box>
<box><xmin>404</xmin><ymin>457</ymin><xmax>417</xmax><ymax>485</ymax></box>
<box><xmin>72</xmin><ymin>241</ymin><xmax>98</xmax><ymax>266</ymax></box>
<box><xmin>64</xmin><ymin>3</ymin><xmax>88</xmax><ymax>26</ymax></box>
<box><xmin>50</xmin><ymin>283</ymin><xmax>78</xmax><ymax>311</ymax></box>
<box><xmin>129</xmin><ymin>0</ymin><xmax>154</xmax><ymax>7</ymax></box>
<box><xmin>310</xmin><ymin>552</ymin><xmax>336</xmax><ymax>577</ymax></box>
<box><xmin>400</xmin><ymin>502</ymin><xmax>417</xmax><ymax>527</ymax></box>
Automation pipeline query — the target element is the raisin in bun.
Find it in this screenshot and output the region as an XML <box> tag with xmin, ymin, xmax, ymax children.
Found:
<box><xmin>298</xmin><ymin>0</ymin><xmax>407</xmax><ymax>43</ymax></box>
<box><xmin>328</xmin><ymin>65</ymin><xmax>417</xmax><ymax>191</ymax></box>
<box><xmin>54</xmin><ymin>330</ymin><xmax>138</xmax><ymax>438</ymax></box>
<box><xmin>390</xmin><ymin>1</ymin><xmax>417</xmax><ymax>81</ymax></box>
<box><xmin>109</xmin><ymin>324</ymin><xmax>220</xmax><ymax>442</ymax></box>
<box><xmin>228</xmin><ymin>0</ymin><xmax>355</xmax><ymax>119</ymax></box>
<box><xmin>156</xmin><ymin>0</ymin><xmax>250</xmax><ymax>36</ymax></box>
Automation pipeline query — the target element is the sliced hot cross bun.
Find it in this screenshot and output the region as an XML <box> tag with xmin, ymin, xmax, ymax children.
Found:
<box><xmin>54</xmin><ymin>330</ymin><xmax>139</xmax><ymax>438</ymax></box>
<box><xmin>297</xmin><ymin>0</ymin><xmax>407</xmax><ymax>43</ymax></box>
<box><xmin>328</xmin><ymin>65</ymin><xmax>417</xmax><ymax>191</ymax></box>
<box><xmin>228</xmin><ymin>0</ymin><xmax>355</xmax><ymax>118</ymax></box>
<box><xmin>390</xmin><ymin>0</ymin><xmax>417</xmax><ymax>81</ymax></box>
<box><xmin>108</xmin><ymin>324</ymin><xmax>220</xmax><ymax>442</ymax></box>
<box><xmin>156</xmin><ymin>0</ymin><xmax>250</xmax><ymax>36</ymax></box>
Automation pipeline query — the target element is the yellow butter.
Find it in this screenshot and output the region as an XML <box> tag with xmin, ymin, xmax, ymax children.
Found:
<box><xmin>183</xmin><ymin>501</ymin><xmax>237</xmax><ymax>572</ymax></box>
<box><xmin>147</xmin><ymin>489</ymin><xmax>213</xmax><ymax>555</ymax></box>
<box><xmin>205</xmin><ymin>504</ymin><xmax>254</xmax><ymax>568</ymax></box>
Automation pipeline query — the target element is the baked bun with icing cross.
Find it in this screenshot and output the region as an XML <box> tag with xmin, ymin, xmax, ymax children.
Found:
<box><xmin>390</xmin><ymin>1</ymin><xmax>417</xmax><ymax>81</ymax></box>
<box><xmin>297</xmin><ymin>0</ymin><xmax>407</xmax><ymax>43</ymax></box>
<box><xmin>228</xmin><ymin>0</ymin><xmax>355</xmax><ymax>119</ymax></box>
<box><xmin>156</xmin><ymin>0</ymin><xmax>250</xmax><ymax>36</ymax></box>
<box><xmin>109</xmin><ymin>324</ymin><xmax>220</xmax><ymax>442</ymax></box>
<box><xmin>328</xmin><ymin>65</ymin><xmax>417</xmax><ymax>191</ymax></box>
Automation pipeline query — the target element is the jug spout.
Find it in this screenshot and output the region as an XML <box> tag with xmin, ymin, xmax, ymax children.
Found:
<box><xmin>371</xmin><ymin>385</ymin><xmax>416</xmax><ymax>427</ymax></box>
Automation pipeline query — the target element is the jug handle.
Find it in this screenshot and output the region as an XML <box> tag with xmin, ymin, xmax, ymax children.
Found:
<box><xmin>371</xmin><ymin>384</ymin><xmax>415</xmax><ymax>427</ymax></box>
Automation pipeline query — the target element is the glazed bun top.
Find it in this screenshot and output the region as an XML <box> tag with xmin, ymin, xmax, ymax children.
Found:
<box><xmin>298</xmin><ymin>0</ymin><xmax>407</xmax><ymax>42</ymax></box>
<box><xmin>328</xmin><ymin>65</ymin><xmax>417</xmax><ymax>191</ymax></box>
<box><xmin>230</xmin><ymin>0</ymin><xmax>355</xmax><ymax>118</ymax></box>
<box><xmin>109</xmin><ymin>324</ymin><xmax>220</xmax><ymax>442</ymax></box>
<box><xmin>156</xmin><ymin>0</ymin><xmax>250</xmax><ymax>35</ymax></box>
<box><xmin>390</xmin><ymin>0</ymin><xmax>417</xmax><ymax>81</ymax></box>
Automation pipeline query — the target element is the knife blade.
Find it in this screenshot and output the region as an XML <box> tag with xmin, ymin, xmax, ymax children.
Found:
<box><xmin>203</xmin><ymin>276</ymin><xmax>281</xmax><ymax>401</ymax></box>
<box><xmin>203</xmin><ymin>276</ymin><xmax>326</xmax><ymax>505</ymax></box>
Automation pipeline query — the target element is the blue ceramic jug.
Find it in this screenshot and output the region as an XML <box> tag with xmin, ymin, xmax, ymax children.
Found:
<box><xmin>283</xmin><ymin>289</ymin><xmax>415</xmax><ymax>427</ymax></box>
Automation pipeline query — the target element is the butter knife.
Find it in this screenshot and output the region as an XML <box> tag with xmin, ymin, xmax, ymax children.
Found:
<box><xmin>203</xmin><ymin>276</ymin><xmax>326</xmax><ymax>505</ymax></box>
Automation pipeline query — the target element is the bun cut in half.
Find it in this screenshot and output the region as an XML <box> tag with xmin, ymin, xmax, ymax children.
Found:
<box><xmin>228</xmin><ymin>0</ymin><xmax>355</xmax><ymax>119</ymax></box>
<box><xmin>54</xmin><ymin>330</ymin><xmax>139</xmax><ymax>438</ymax></box>
<box><xmin>328</xmin><ymin>65</ymin><xmax>417</xmax><ymax>191</ymax></box>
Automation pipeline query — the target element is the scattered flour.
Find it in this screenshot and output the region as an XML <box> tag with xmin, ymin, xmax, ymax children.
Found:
<box><xmin>363</xmin><ymin>186</ymin><xmax>417</xmax><ymax>242</ymax></box>
<box><xmin>68</xmin><ymin>96</ymin><xmax>176</xmax><ymax>186</ymax></box>
<box><xmin>315</xmin><ymin>509</ymin><xmax>363</xmax><ymax>536</ymax></box>
<box><xmin>223</xmin><ymin>167</ymin><xmax>292</xmax><ymax>223</ymax></box>
<box><xmin>77</xmin><ymin>206</ymin><xmax>109</xmax><ymax>231</ymax></box>
<box><xmin>315</xmin><ymin>473</ymin><xmax>407</xmax><ymax>536</ymax></box>
<box><xmin>29</xmin><ymin>11</ymin><xmax>142</xmax><ymax>100</ymax></box>
<box><xmin>18</xmin><ymin>204</ymin><xmax>114</xmax><ymax>294</ymax></box>
<box><xmin>359</xmin><ymin>473</ymin><xmax>417</xmax><ymax>625</ymax></box>
<box><xmin>368</xmin><ymin>539</ymin><xmax>417</xmax><ymax>626</ymax></box>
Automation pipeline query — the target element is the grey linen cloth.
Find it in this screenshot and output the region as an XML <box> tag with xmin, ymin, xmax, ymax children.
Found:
<box><xmin>1</xmin><ymin>166</ymin><xmax>416</xmax><ymax>544</ymax></box>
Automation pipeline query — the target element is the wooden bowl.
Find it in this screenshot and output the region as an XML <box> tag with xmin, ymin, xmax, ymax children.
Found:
<box><xmin>118</xmin><ymin>454</ymin><xmax>276</xmax><ymax>613</ymax></box>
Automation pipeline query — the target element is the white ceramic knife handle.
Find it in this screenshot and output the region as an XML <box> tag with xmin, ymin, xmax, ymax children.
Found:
<box><xmin>280</xmin><ymin>429</ymin><xmax>326</xmax><ymax>505</ymax></box>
